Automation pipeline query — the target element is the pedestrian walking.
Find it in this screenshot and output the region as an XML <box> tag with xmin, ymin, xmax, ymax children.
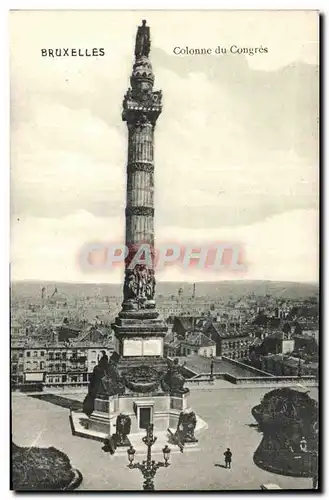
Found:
<box><xmin>224</xmin><ymin>448</ymin><xmax>232</xmax><ymax>469</ymax></box>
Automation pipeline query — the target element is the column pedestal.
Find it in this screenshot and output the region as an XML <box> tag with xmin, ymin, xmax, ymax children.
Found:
<box><xmin>71</xmin><ymin>392</ymin><xmax>207</xmax><ymax>443</ymax></box>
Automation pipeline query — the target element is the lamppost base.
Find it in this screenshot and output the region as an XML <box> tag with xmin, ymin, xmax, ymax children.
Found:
<box><xmin>143</xmin><ymin>480</ymin><xmax>155</xmax><ymax>490</ymax></box>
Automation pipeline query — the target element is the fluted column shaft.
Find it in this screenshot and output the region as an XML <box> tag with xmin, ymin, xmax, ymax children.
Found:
<box><xmin>126</xmin><ymin>123</ymin><xmax>155</xmax><ymax>249</ymax></box>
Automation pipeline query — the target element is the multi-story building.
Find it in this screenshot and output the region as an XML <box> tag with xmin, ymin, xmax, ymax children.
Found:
<box><xmin>261</xmin><ymin>354</ymin><xmax>318</xmax><ymax>379</ymax></box>
<box><xmin>11</xmin><ymin>326</ymin><xmax>114</xmax><ymax>388</ymax></box>
<box><xmin>172</xmin><ymin>316</ymin><xmax>202</xmax><ymax>337</ymax></box>
<box><xmin>165</xmin><ymin>331</ymin><xmax>216</xmax><ymax>358</ymax></box>
<box><xmin>202</xmin><ymin>321</ymin><xmax>253</xmax><ymax>360</ymax></box>
<box><xmin>165</xmin><ymin>316</ymin><xmax>254</xmax><ymax>360</ymax></box>
<box><xmin>11</xmin><ymin>346</ymin><xmax>25</xmax><ymax>384</ymax></box>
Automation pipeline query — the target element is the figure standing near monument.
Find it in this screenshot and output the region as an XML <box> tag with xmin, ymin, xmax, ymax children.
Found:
<box><xmin>224</xmin><ymin>448</ymin><xmax>232</xmax><ymax>469</ymax></box>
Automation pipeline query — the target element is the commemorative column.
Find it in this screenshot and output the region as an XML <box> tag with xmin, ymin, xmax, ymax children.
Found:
<box><xmin>113</xmin><ymin>20</ymin><xmax>167</xmax><ymax>360</ymax></box>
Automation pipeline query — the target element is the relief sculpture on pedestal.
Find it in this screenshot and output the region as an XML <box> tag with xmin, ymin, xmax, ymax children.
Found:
<box><xmin>123</xmin><ymin>264</ymin><xmax>156</xmax><ymax>310</ymax></box>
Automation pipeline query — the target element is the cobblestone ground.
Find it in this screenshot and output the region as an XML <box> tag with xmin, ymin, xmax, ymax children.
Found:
<box><xmin>12</xmin><ymin>386</ymin><xmax>317</xmax><ymax>491</ymax></box>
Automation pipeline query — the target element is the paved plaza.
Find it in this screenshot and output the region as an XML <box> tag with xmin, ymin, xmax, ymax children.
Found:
<box><xmin>12</xmin><ymin>386</ymin><xmax>318</xmax><ymax>491</ymax></box>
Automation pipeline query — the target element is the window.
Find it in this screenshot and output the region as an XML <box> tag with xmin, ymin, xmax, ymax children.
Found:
<box><xmin>18</xmin><ymin>364</ymin><xmax>23</xmax><ymax>372</ymax></box>
<box><xmin>55</xmin><ymin>352</ymin><xmax>61</xmax><ymax>360</ymax></box>
<box><xmin>33</xmin><ymin>351</ymin><xmax>38</xmax><ymax>357</ymax></box>
<box><xmin>40</xmin><ymin>361</ymin><xmax>44</xmax><ymax>370</ymax></box>
<box><xmin>26</xmin><ymin>351</ymin><xmax>31</xmax><ymax>357</ymax></box>
<box><xmin>48</xmin><ymin>352</ymin><xmax>54</xmax><ymax>360</ymax></box>
<box><xmin>62</xmin><ymin>352</ymin><xmax>67</xmax><ymax>360</ymax></box>
<box><xmin>48</xmin><ymin>377</ymin><xmax>53</xmax><ymax>383</ymax></box>
<box><xmin>40</xmin><ymin>351</ymin><xmax>45</xmax><ymax>357</ymax></box>
<box><xmin>62</xmin><ymin>363</ymin><xmax>66</xmax><ymax>371</ymax></box>
<box><xmin>55</xmin><ymin>364</ymin><xmax>60</xmax><ymax>372</ymax></box>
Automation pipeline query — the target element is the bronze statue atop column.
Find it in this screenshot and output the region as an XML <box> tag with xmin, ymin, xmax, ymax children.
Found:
<box><xmin>135</xmin><ymin>19</ymin><xmax>151</xmax><ymax>58</ymax></box>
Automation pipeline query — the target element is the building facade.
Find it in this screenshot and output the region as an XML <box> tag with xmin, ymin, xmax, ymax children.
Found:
<box><xmin>165</xmin><ymin>331</ymin><xmax>216</xmax><ymax>358</ymax></box>
<box><xmin>203</xmin><ymin>321</ymin><xmax>253</xmax><ymax>360</ymax></box>
<box><xmin>11</xmin><ymin>327</ymin><xmax>114</xmax><ymax>387</ymax></box>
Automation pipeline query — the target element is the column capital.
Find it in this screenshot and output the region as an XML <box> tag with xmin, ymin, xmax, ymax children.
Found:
<box><xmin>122</xmin><ymin>88</ymin><xmax>162</xmax><ymax>126</ymax></box>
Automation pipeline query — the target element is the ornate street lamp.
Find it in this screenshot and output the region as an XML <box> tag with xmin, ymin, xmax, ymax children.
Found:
<box><xmin>127</xmin><ymin>424</ymin><xmax>171</xmax><ymax>490</ymax></box>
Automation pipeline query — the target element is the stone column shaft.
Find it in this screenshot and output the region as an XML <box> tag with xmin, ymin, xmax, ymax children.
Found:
<box><xmin>118</xmin><ymin>20</ymin><xmax>163</xmax><ymax>313</ymax></box>
<box><xmin>126</xmin><ymin>124</ymin><xmax>155</xmax><ymax>248</ymax></box>
<box><xmin>113</xmin><ymin>20</ymin><xmax>167</xmax><ymax>360</ymax></box>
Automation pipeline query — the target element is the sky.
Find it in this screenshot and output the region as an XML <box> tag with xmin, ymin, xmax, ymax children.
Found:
<box><xmin>10</xmin><ymin>10</ymin><xmax>319</xmax><ymax>283</ymax></box>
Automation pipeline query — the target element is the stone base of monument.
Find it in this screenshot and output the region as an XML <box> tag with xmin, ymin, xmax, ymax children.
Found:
<box><xmin>70</xmin><ymin>392</ymin><xmax>207</xmax><ymax>453</ymax></box>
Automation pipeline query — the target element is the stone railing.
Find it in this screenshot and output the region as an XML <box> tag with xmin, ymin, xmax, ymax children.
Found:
<box><xmin>186</xmin><ymin>372</ymin><xmax>317</xmax><ymax>387</ymax></box>
<box><xmin>12</xmin><ymin>381</ymin><xmax>89</xmax><ymax>393</ymax></box>
<box><xmin>186</xmin><ymin>378</ymin><xmax>215</xmax><ymax>386</ymax></box>
<box><xmin>223</xmin><ymin>373</ymin><xmax>317</xmax><ymax>386</ymax></box>
<box><xmin>43</xmin><ymin>381</ymin><xmax>89</xmax><ymax>388</ymax></box>
<box><xmin>181</xmin><ymin>365</ymin><xmax>199</xmax><ymax>378</ymax></box>
<box><xmin>12</xmin><ymin>372</ymin><xmax>317</xmax><ymax>393</ymax></box>
<box><xmin>189</xmin><ymin>372</ymin><xmax>225</xmax><ymax>381</ymax></box>
<box><xmin>221</xmin><ymin>356</ymin><xmax>274</xmax><ymax>377</ymax></box>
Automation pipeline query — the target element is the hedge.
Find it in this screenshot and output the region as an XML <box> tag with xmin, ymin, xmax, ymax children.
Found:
<box><xmin>12</xmin><ymin>442</ymin><xmax>77</xmax><ymax>491</ymax></box>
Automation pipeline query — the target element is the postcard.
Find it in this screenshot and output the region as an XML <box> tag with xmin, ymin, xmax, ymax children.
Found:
<box><xmin>10</xmin><ymin>10</ymin><xmax>319</xmax><ymax>491</ymax></box>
